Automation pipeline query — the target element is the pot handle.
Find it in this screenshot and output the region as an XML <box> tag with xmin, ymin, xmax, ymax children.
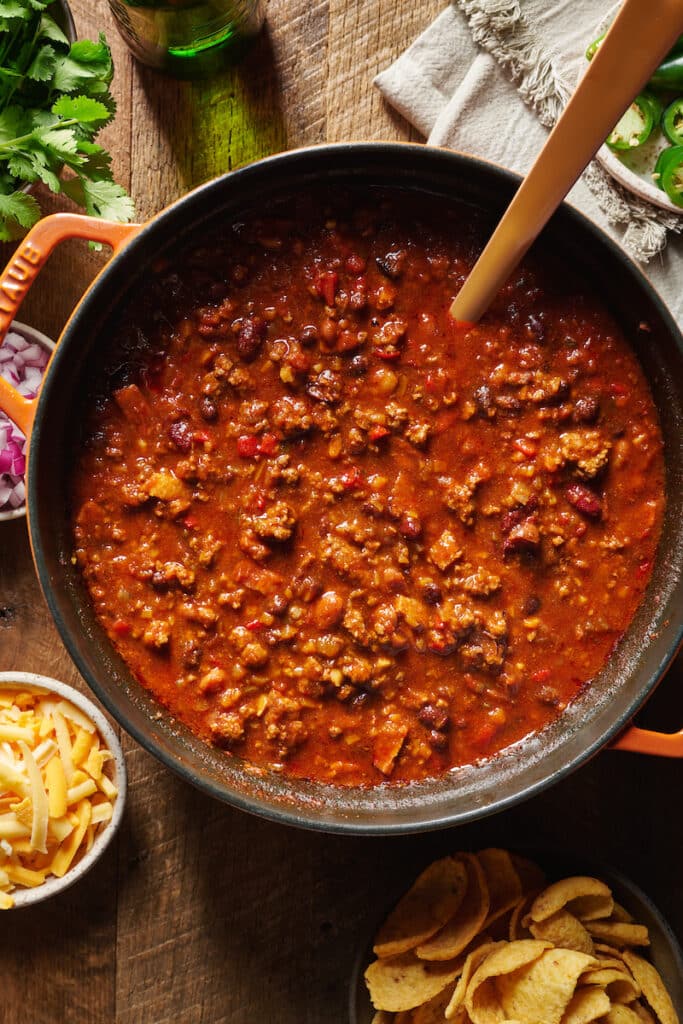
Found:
<box><xmin>0</xmin><ymin>213</ymin><xmax>141</xmax><ymax>435</ymax></box>
<box><xmin>611</xmin><ymin>724</ymin><xmax>683</xmax><ymax>757</ymax></box>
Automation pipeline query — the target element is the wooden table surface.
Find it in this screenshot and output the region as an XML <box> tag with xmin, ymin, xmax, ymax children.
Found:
<box><xmin>1</xmin><ymin>2</ymin><xmax>682</xmax><ymax>1021</ymax></box>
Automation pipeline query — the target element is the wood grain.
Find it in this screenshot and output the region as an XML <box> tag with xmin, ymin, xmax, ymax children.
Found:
<box><xmin>1</xmin><ymin>0</ymin><xmax>682</xmax><ymax>1022</ymax></box>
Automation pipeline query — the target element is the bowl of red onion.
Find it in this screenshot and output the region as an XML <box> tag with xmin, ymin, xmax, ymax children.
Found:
<box><xmin>0</xmin><ymin>323</ymin><xmax>54</xmax><ymax>520</ymax></box>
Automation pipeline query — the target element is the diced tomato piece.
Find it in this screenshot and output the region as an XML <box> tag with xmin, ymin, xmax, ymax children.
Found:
<box><xmin>183</xmin><ymin>515</ymin><xmax>198</xmax><ymax>529</ymax></box>
<box><xmin>472</xmin><ymin>722</ymin><xmax>498</xmax><ymax>749</ymax></box>
<box><xmin>341</xmin><ymin>465</ymin><xmax>363</xmax><ymax>490</ymax></box>
<box><xmin>253</xmin><ymin>490</ymin><xmax>268</xmax><ymax>512</ymax></box>
<box><xmin>237</xmin><ymin>435</ymin><xmax>260</xmax><ymax>458</ymax></box>
<box><xmin>259</xmin><ymin>433</ymin><xmax>279</xmax><ymax>456</ymax></box>
<box><xmin>315</xmin><ymin>270</ymin><xmax>338</xmax><ymax>306</ymax></box>
<box><xmin>112</xmin><ymin>619</ymin><xmax>131</xmax><ymax>637</ymax></box>
<box><xmin>530</xmin><ymin>668</ymin><xmax>551</xmax><ymax>685</ymax></box>
<box><xmin>193</xmin><ymin>430</ymin><xmax>210</xmax><ymax>443</ymax></box>
<box><xmin>368</xmin><ymin>426</ymin><xmax>390</xmax><ymax>442</ymax></box>
<box><xmin>245</xmin><ymin>619</ymin><xmax>263</xmax><ymax>631</ymax></box>
<box><xmin>609</xmin><ymin>382</ymin><xmax>628</xmax><ymax>397</ymax></box>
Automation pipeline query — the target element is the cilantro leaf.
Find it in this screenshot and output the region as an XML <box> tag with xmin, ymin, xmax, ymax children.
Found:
<box><xmin>0</xmin><ymin>14</ymin><xmax>131</xmax><ymax>236</ymax></box>
<box><xmin>0</xmin><ymin>189</ymin><xmax>40</xmax><ymax>240</ymax></box>
<box><xmin>26</xmin><ymin>42</ymin><xmax>56</xmax><ymax>82</ymax></box>
<box><xmin>63</xmin><ymin>177</ymin><xmax>135</xmax><ymax>222</ymax></box>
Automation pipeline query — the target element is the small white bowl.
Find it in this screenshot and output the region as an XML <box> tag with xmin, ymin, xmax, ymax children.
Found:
<box><xmin>0</xmin><ymin>671</ymin><xmax>127</xmax><ymax>908</ymax></box>
<box><xmin>0</xmin><ymin>321</ymin><xmax>56</xmax><ymax>524</ymax></box>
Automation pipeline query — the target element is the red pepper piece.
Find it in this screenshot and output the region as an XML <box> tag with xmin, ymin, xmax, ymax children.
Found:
<box><xmin>237</xmin><ymin>435</ymin><xmax>260</xmax><ymax>458</ymax></box>
<box><xmin>374</xmin><ymin>346</ymin><xmax>401</xmax><ymax>361</ymax></box>
<box><xmin>315</xmin><ymin>271</ymin><xmax>338</xmax><ymax>306</ymax></box>
<box><xmin>368</xmin><ymin>426</ymin><xmax>390</xmax><ymax>442</ymax></box>
<box><xmin>472</xmin><ymin>721</ymin><xmax>498</xmax><ymax>749</ymax></box>
<box><xmin>245</xmin><ymin>619</ymin><xmax>263</xmax><ymax>631</ymax></box>
<box><xmin>530</xmin><ymin>668</ymin><xmax>551</xmax><ymax>685</ymax></box>
<box><xmin>112</xmin><ymin>619</ymin><xmax>131</xmax><ymax>637</ymax></box>
<box><xmin>183</xmin><ymin>515</ymin><xmax>198</xmax><ymax>529</ymax></box>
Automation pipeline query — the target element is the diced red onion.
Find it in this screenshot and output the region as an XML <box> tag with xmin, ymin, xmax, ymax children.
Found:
<box><xmin>0</xmin><ymin>330</ymin><xmax>50</xmax><ymax>513</ymax></box>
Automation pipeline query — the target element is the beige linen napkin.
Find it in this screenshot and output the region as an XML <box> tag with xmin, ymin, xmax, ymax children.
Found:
<box><xmin>375</xmin><ymin>1</ymin><xmax>683</xmax><ymax>326</ymax></box>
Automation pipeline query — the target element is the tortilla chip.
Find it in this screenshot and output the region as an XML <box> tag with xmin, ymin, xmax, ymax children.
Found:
<box><xmin>446</xmin><ymin>943</ymin><xmax>501</xmax><ymax>1020</ymax></box>
<box><xmin>417</xmin><ymin>854</ymin><xmax>490</xmax><ymax>961</ymax></box>
<box><xmin>603</xmin><ymin>1007</ymin><xmax>651</xmax><ymax>1024</ymax></box>
<box><xmin>622</xmin><ymin>951</ymin><xmax>679</xmax><ymax>1024</ymax></box>
<box><xmin>631</xmin><ymin>1002</ymin><xmax>658</xmax><ymax>1024</ymax></box>
<box><xmin>479</xmin><ymin>849</ymin><xmax>523</xmax><ymax>927</ymax></box>
<box><xmin>560</xmin><ymin>986</ymin><xmax>611</xmax><ymax>1024</ymax></box>
<box><xmin>612</xmin><ymin>903</ymin><xmax>635</xmax><ymax>924</ymax></box>
<box><xmin>413</xmin><ymin>986</ymin><xmax>456</xmax><ymax>1024</ymax></box>
<box><xmin>510</xmin><ymin>855</ymin><xmax>546</xmax><ymax>896</ymax></box>
<box><xmin>365</xmin><ymin>951</ymin><xmax>462</xmax><ymax>1013</ymax></box>
<box><xmin>529</xmin><ymin>877</ymin><xmax>613</xmax><ymax>924</ymax></box>
<box><xmin>465</xmin><ymin>941</ymin><xmax>552</xmax><ymax>1024</ymax></box>
<box><xmin>580</xmin><ymin>966</ymin><xmax>640</xmax><ymax>1003</ymax></box>
<box><xmin>492</xmin><ymin>947</ymin><xmax>597</xmax><ymax>1024</ymax></box>
<box><xmin>374</xmin><ymin>858</ymin><xmax>469</xmax><ymax>958</ymax></box>
<box><xmin>585</xmin><ymin>922</ymin><xmax>650</xmax><ymax>948</ymax></box>
<box><xmin>509</xmin><ymin>895</ymin><xmax>537</xmax><ymax>942</ymax></box>
<box><xmin>528</xmin><ymin>910</ymin><xmax>594</xmax><ymax>955</ymax></box>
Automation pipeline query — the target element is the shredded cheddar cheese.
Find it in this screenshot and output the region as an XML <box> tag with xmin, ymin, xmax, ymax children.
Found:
<box><xmin>0</xmin><ymin>689</ymin><xmax>118</xmax><ymax>907</ymax></box>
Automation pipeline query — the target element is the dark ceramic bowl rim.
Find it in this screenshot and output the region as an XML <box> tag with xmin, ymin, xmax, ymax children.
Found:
<box><xmin>25</xmin><ymin>142</ymin><xmax>683</xmax><ymax>835</ymax></box>
<box><xmin>348</xmin><ymin>850</ymin><xmax>683</xmax><ymax>1022</ymax></box>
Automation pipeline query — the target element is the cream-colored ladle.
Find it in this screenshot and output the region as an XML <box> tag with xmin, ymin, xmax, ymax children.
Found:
<box><xmin>450</xmin><ymin>0</ymin><xmax>683</xmax><ymax>324</ymax></box>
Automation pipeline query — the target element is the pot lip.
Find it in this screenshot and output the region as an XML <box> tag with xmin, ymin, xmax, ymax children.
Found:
<box><xmin>25</xmin><ymin>141</ymin><xmax>683</xmax><ymax>834</ymax></box>
<box><xmin>0</xmin><ymin>671</ymin><xmax>127</xmax><ymax>906</ymax></box>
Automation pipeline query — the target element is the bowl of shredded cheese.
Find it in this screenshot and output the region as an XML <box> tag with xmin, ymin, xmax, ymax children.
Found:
<box><xmin>0</xmin><ymin>671</ymin><xmax>126</xmax><ymax>908</ymax></box>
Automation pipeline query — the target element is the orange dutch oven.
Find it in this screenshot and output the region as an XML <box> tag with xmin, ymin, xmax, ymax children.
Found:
<box><xmin>0</xmin><ymin>144</ymin><xmax>681</xmax><ymax>833</ymax></box>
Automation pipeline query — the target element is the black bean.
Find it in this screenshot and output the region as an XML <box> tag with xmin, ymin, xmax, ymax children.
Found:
<box><xmin>349</xmin><ymin>354</ymin><xmax>368</xmax><ymax>377</ymax></box>
<box><xmin>300</xmin><ymin>324</ymin><xmax>319</xmax><ymax>347</ymax></box>
<box><xmin>523</xmin><ymin>595</ymin><xmax>541</xmax><ymax>615</ymax></box>
<box><xmin>428</xmin><ymin>730</ymin><xmax>449</xmax><ymax>751</ymax></box>
<box><xmin>418</xmin><ymin>704</ymin><xmax>450</xmax><ymax>731</ymax></box>
<box><xmin>422</xmin><ymin>583</ymin><xmax>442</xmax><ymax>605</ymax></box>
<box><xmin>199</xmin><ymin>396</ymin><xmax>218</xmax><ymax>422</ymax></box>
<box><xmin>375</xmin><ymin>249</ymin><xmax>406</xmax><ymax>279</ymax></box>
<box><xmin>573</xmin><ymin>395</ymin><xmax>600</xmax><ymax>424</ymax></box>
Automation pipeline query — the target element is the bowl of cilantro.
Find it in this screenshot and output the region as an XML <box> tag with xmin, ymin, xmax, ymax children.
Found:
<box><xmin>0</xmin><ymin>0</ymin><xmax>133</xmax><ymax>243</ymax></box>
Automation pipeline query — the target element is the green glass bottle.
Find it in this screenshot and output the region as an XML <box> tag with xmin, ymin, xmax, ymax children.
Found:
<box><xmin>108</xmin><ymin>0</ymin><xmax>265</xmax><ymax>78</ymax></box>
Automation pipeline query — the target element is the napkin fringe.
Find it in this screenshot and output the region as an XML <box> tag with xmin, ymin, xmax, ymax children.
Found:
<box><xmin>454</xmin><ymin>0</ymin><xmax>682</xmax><ymax>261</ymax></box>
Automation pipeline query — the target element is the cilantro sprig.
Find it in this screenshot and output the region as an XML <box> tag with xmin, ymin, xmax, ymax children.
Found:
<box><xmin>0</xmin><ymin>0</ymin><xmax>133</xmax><ymax>241</ymax></box>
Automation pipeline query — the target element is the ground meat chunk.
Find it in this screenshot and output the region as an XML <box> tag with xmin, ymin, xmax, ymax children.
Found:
<box><xmin>250</xmin><ymin>501</ymin><xmax>297</xmax><ymax>542</ymax></box>
<box><xmin>306</xmin><ymin>369</ymin><xmax>342</xmax><ymax>404</ymax></box>
<box><xmin>271</xmin><ymin>395</ymin><xmax>313</xmax><ymax>437</ymax></box>
<box><xmin>560</xmin><ymin>430</ymin><xmax>611</xmax><ymax>479</ymax></box>
<box><xmin>404</xmin><ymin>420</ymin><xmax>431</xmax><ymax>447</ymax></box>
<box><xmin>459</xmin><ymin>568</ymin><xmax>501</xmax><ymax>597</ymax></box>
<box><xmin>429</xmin><ymin>530</ymin><xmax>463</xmax><ymax>571</ymax></box>
<box><xmin>503</xmin><ymin>517</ymin><xmax>540</xmax><ymax>556</ymax></box>
<box><xmin>150</xmin><ymin>561</ymin><xmax>196</xmax><ymax>591</ymax></box>
<box><xmin>142</xmin><ymin>620</ymin><xmax>170</xmax><ymax>649</ymax></box>
<box><xmin>441</xmin><ymin>478</ymin><xmax>478</xmax><ymax>525</ymax></box>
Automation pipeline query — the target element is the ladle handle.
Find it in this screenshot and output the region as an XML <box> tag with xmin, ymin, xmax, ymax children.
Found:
<box><xmin>0</xmin><ymin>213</ymin><xmax>140</xmax><ymax>435</ymax></box>
<box><xmin>450</xmin><ymin>0</ymin><xmax>683</xmax><ymax>324</ymax></box>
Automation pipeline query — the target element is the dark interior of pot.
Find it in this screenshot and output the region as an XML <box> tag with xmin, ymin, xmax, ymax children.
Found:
<box><xmin>29</xmin><ymin>144</ymin><xmax>683</xmax><ymax>833</ymax></box>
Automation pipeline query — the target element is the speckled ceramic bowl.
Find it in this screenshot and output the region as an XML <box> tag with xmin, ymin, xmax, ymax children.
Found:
<box><xmin>0</xmin><ymin>671</ymin><xmax>126</xmax><ymax>908</ymax></box>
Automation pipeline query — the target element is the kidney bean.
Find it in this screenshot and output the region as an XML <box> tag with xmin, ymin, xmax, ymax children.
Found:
<box><xmin>236</xmin><ymin>317</ymin><xmax>267</xmax><ymax>361</ymax></box>
<box><xmin>566</xmin><ymin>482</ymin><xmax>602</xmax><ymax>519</ymax></box>
<box><xmin>168</xmin><ymin>419</ymin><xmax>193</xmax><ymax>452</ymax></box>
<box><xmin>199</xmin><ymin>396</ymin><xmax>218</xmax><ymax>421</ymax></box>
<box><xmin>573</xmin><ymin>395</ymin><xmax>600</xmax><ymax>424</ymax></box>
